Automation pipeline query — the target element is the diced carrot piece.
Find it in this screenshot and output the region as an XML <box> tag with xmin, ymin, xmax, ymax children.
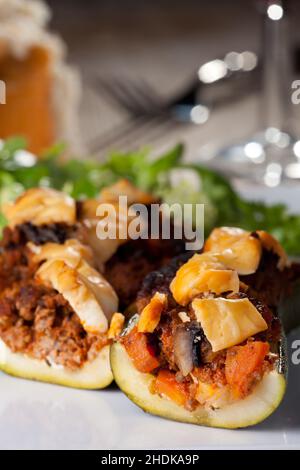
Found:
<box><xmin>154</xmin><ymin>370</ymin><xmax>190</xmax><ymax>407</ymax></box>
<box><xmin>122</xmin><ymin>327</ymin><xmax>160</xmax><ymax>373</ymax></box>
<box><xmin>225</xmin><ymin>341</ymin><xmax>270</xmax><ymax>398</ymax></box>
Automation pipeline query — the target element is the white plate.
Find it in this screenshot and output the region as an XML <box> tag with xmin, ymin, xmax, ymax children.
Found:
<box><xmin>0</xmin><ymin>328</ymin><xmax>299</xmax><ymax>449</ymax></box>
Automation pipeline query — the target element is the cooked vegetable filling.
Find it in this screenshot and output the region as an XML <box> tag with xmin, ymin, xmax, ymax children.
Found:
<box><xmin>121</xmin><ymin>297</ymin><xmax>278</xmax><ymax>410</ymax></box>
<box><xmin>119</xmin><ymin>229</ymin><xmax>286</xmax><ymax>412</ymax></box>
<box><xmin>0</xmin><ymin>226</ymin><xmax>108</xmax><ymax>370</ymax></box>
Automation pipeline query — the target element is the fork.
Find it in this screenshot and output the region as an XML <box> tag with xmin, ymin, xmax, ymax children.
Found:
<box><xmin>88</xmin><ymin>114</ymin><xmax>177</xmax><ymax>159</ymax></box>
<box><xmin>92</xmin><ymin>65</ymin><xmax>260</xmax><ymax>123</ymax></box>
<box><xmin>82</xmin><ymin>84</ymin><xmax>176</xmax><ymax>159</ymax></box>
<box><xmin>87</xmin><ymin>53</ymin><xmax>260</xmax><ymax>157</ymax></box>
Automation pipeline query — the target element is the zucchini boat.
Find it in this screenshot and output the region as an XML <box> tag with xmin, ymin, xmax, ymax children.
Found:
<box><xmin>0</xmin><ymin>188</ymin><xmax>119</xmax><ymax>388</ymax></box>
<box><xmin>111</xmin><ymin>228</ymin><xmax>289</xmax><ymax>428</ymax></box>
<box><xmin>0</xmin><ymin>183</ymin><xmax>185</xmax><ymax>387</ymax></box>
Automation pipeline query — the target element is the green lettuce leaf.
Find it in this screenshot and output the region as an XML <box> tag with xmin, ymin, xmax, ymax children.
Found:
<box><xmin>1</xmin><ymin>137</ymin><xmax>300</xmax><ymax>255</ymax></box>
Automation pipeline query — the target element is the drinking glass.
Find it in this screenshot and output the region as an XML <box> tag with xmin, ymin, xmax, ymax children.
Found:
<box><xmin>211</xmin><ymin>0</ymin><xmax>299</xmax><ymax>186</ymax></box>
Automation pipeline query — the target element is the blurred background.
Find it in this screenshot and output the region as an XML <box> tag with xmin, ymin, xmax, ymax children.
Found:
<box><xmin>44</xmin><ymin>0</ymin><xmax>300</xmax><ymax>164</ymax></box>
<box><xmin>2</xmin><ymin>0</ymin><xmax>300</xmax><ymax>189</ymax></box>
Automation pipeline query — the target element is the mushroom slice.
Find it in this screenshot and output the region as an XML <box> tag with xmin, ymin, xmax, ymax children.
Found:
<box><xmin>173</xmin><ymin>322</ymin><xmax>202</xmax><ymax>376</ymax></box>
<box><xmin>36</xmin><ymin>259</ymin><xmax>118</xmax><ymax>334</ymax></box>
<box><xmin>170</xmin><ymin>253</ymin><xmax>239</xmax><ymax>306</ymax></box>
<box><xmin>3</xmin><ymin>187</ymin><xmax>76</xmax><ymax>227</ymax></box>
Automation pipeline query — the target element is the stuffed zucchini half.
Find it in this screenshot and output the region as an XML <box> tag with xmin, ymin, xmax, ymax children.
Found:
<box><xmin>0</xmin><ymin>188</ymin><xmax>120</xmax><ymax>388</ymax></box>
<box><xmin>111</xmin><ymin>228</ymin><xmax>289</xmax><ymax>428</ymax></box>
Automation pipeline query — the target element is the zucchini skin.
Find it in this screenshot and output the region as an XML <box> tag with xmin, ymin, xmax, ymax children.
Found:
<box><xmin>0</xmin><ymin>340</ymin><xmax>113</xmax><ymax>389</ymax></box>
<box><xmin>111</xmin><ymin>318</ymin><xmax>287</xmax><ymax>429</ymax></box>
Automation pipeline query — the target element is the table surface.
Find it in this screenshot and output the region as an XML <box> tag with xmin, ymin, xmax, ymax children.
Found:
<box><xmin>0</xmin><ymin>327</ymin><xmax>299</xmax><ymax>450</ymax></box>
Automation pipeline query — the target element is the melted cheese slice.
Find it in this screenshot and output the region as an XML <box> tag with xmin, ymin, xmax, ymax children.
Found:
<box><xmin>99</xmin><ymin>179</ymin><xmax>156</xmax><ymax>205</ymax></box>
<box><xmin>170</xmin><ymin>253</ymin><xmax>239</xmax><ymax>306</ymax></box>
<box><xmin>76</xmin><ymin>260</ymin><xmax>118</xmax><ymax>324</ymax></box>
<box><xmin>28</xmin><ymin>239</ymin><xmax>95</xmax><ymax>269</ymax></box>
<box><xmin>79</xmin><ymin>180</ymin><xmax>154</xmax><ymax>265</ymax></box>
<box><xmin>3</xmin><ymin>188</ymin><xmax>76</xmax><ymax>227</ymax></box>
<box><xmin>204</xmin><ymin>227</ymin><xmax>262</xmax><ymax>275</ymax></box>
<box><xmin>192</xmin><ymin>297</ymin><xmax>268</xmax><ymax>352</ymax></box>
<box><xmin>108</xmin><ymin>312</ymin><xmax>125</xmax><ymax>339</ymax></box>
<box><xmin>80</xmin><ymin>199</ymin><xmax>139</xmax><ymax>265</ymax></box>
<box><xmin>138</xmin><ymin>292</ymin><xmax>167</xmax><ymax>333</ymax></box>
<box><xmin>36</xmin><ymin>259</ymin><xmax>118</xmax><ymax>334</ymax></box>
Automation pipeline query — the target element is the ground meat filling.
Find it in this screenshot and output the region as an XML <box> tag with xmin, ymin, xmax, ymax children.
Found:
<box><xmin>136</xmin><ymin>259</ymin><xmax>280</xmax><ymax>367</ymax></box>
<box><xmin>0</xmin><ymin>227</ymin><xmax>108</xmax><ymax>371</ymax></box>
<box><xmin>241</xmin><ymin>250</ymin><xmax>292</xmax><ymax>308</ymax></box>
<box><xmin>1</xmin><ymin>223</ymin><xmax>79</xmax><ymax>250</ymax></box>
<box><xmin>135</xmin><ymin>252</ymin><xmax>193</xmax><ymax>313</ymax></box>
<box><xmin>124</xmin><ymin>302</ymin><xmax>277</xmax><ymax>409</ymax></box>
<box><xmin>105</xmin><ymin>239</ymin><xmax>188</xmax><ymax>309</ymax></box>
